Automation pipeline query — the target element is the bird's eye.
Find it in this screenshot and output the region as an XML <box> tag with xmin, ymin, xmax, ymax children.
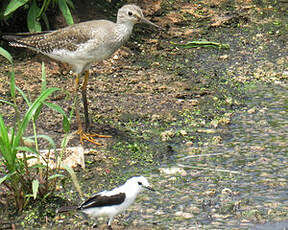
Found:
<box><xmin>128</xmin><ymin>11</ymin><xmax>133</xmax><ymax>16</ymax></box>
<box><xmin>138</xmin><ymin>182</ymin><xmax>142</xmax><ymax>185</ymax></box>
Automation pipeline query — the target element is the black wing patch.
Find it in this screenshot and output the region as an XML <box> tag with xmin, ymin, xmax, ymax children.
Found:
<box><xmin>79</xmin><ymin>193</ymin><xmax>126</xmax><ymax>210</ymax></box>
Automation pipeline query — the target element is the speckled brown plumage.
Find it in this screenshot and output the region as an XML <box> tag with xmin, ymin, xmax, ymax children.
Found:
<box><xmin>3</xmin><ymin>28</ymin><xmax>90</xmax><ymax>53</ymax></box>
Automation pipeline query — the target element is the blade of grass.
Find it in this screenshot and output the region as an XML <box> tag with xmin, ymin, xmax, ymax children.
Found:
<box><xmin>37</xmin><ymin>0</ymin><xmax>51</xmax><ymax>19</ymax></box>
<box><xmin>57</xmin><ymin>0</ymin><xmax>74</xmax><ymax>25</ymax></box>
<box><xmin>0</xmin><ymin>172</ymin><xmax>16</xmax><ymax>185</ymax></box>
<box><xmin>27</xmin><ymin>0</ymin><xmax>42</xmax><ymax>32</ymax></box>
<box><xmin>63</xmin><ymin>165</ymin><xmax>83</xmax><ymax>198</ymax></box>
<box><xmin>0</xmin><ymin>47</ymin><xmax>13</xmax><ymax>64</ymax></box>
<box><xmin>10</xmin><ymin>69</ymin><xmax>16</xmax><ymax>102</ymax></box>
<box><xmin>17</xmin><ymin>146</ymin><xmax>38</xmax><ymax>154</ymax></box>
<box><xmin>0</xmin><ymin>114</ymin><xmax>15</xmax><ymax>170</ymax></box>
<box><xmin>41</xmin><ymin>62</ymin><xmax>47</xmax><ymax>92</ymax></box>
<box><xmin>44</xmin><ymin>102</ymin><xmax>70</xmax><ymax>132</ymax></box>
<box><xmin>13</xmin><ymin>88</ymin><xmax>59</xmax><ymax>159</ymax></box>
<box><xmin>31</xmin><ymin>134</ymin><xmax>56</xmax><ymax>149</ymax></box>
<box><xmin>0</xmin><ymin>99</ymin><xmax>15</xmax><ymax>107</ymax></box>
<box><xmin>48</xmin><ymin>174</ymin><xmax>64</xmax><ymax>180</ymax></box>
<box><xmin>41</xmin><ymin>13</ymin><xmax>50</xmax><ymax>30</ymax></box>
<box><xmin>4</xmin><ymin>0</ymin><xmax>30</xmax><ymax>16</ymax></box>
<box><xmin>32</xmin><ymin>179</ymin><xmax>39</xmax><ymax>199</ymax></box>
<box><xmin>16</xmin><ymin>86</ymin><xmax>31</xmax><ymax>106</ymax></box>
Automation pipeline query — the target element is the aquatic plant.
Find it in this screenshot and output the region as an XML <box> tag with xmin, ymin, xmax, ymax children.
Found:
<box><xmin>0</xmin><ymin>0</ymin><xmax>74</xmax><ymax>32</ymax></box>
<box><xmin>0</xmin><ymin>51</ymin><xmax>72</xmax><ymax>210</ymax></box>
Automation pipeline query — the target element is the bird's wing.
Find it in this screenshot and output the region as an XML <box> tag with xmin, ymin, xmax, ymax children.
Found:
<box><xmin>2</xmin><ymin>20</ymin><xmax>117</xmax><ymax>55</ymax></box>
<box><xmin>79</xmin><ymin>192</ymin><xmax>126</xmax><ymax>209</ymax></box>
<box><xmin>2</xmin><ymin>23</ymin><xmax>93</xmax><ymax>54</ymax></box>
<box><xmin>57</xmin><ymin>205</ymin><xmax>78</xmax><ymax>213</ymax></box>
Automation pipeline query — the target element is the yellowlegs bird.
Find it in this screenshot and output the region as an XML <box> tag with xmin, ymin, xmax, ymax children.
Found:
<box><xmin>2</xmin><ymin>4</ymin><xmax>159</xmax><ymax>145</ymax></box>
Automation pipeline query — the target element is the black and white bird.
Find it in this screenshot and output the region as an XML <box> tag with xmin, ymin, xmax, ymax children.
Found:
<box><xmin>57</xmin><ymin>176</ymin><xmax>155</xmax><ymax>229</ymax></box>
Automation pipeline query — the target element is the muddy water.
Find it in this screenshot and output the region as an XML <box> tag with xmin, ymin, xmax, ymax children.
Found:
<box><xmin>126</xmin><ymin>83</ymin><xmax>288</xmax><ymax>230</ymax></box>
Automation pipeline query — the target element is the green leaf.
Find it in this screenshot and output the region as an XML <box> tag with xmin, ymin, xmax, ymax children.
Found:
<box><xmin>57</xmin><ymin>0</ymin><xmax>74</xmax><ymax>25</ymax></box>
<box><xmin>4</xmin><ymin>0</ymin><xmax>30</xmax><ymax>17</ymax></box>
<box><xmin>27</xmin><ymin>0</ymin><xmax>42</xmax><ymax>32</ymax></box>
<box><xmin>0</xmin><ymin>174</ymin><xmax>10</xmax><ymax>185</ymax></box>
<box><xmin>33</xmin><ymin>62</ymin><xmax>47</xmax><ymax>120</ymax></box>
<box><xmin>0</xmin><ymin>99</ymin><xmax>15</xmax><ymax>108</ymax></box>
<box><xmin>0</xmin><ymin>47</ymin><xmax>13</xmax><ymax>64</ymax></box>
<box><xmin>10</xmin><ymin>75</ymin><xmax>16</xmax><ymax>103</ymax></box>
<box><xmin>44</xmin><ymin>102</ymin><xmax>66</xmax><ymax>116</ymax></box>
<box><xmin>21</xmin><ymin>136</ymin><xmax>35</xmax><ymax>146</ymax></box>
<box><xmin>16</xmin><ymin>86</ymin><xmax>30</xmax><ymax>106</ymax></box>
<box><xmin>41</xmin><ymin>62</ymin><xmax>47</xmax><ymax>92</ymax></box>
<box><xmin>41</xmin><ymin>13</ymin><xmax>50</xmax><ymax>30</ymax></box>
<box><xmin>44</xmin><ymin>102</ymin><xmax>70</xmax><ymax>132</ymax></box>
<box><xmin>37</xmin><ymin>0</ymin><xmax>51</xmax><ymax>19</ymax></box>
<box><xmin>32</xmin><ymin>179</ymin><xmax>39</xmax><ymax>199</ymax></box>
<box><xmin>25</xmin><ymin>155</ymin><xmax>38</xmax><ymax>161</ymax></box>
<box><xmin>48</xmin><ymin>174</ymin><xmax>64</xmax><ymax>180</ymax></box>
<box><xmin>16</xmin><ymin>146</ymin><xmax>38</xmax><ymax>154</ymax></box>
<box><xmin>65</xmin><ymin>0</ymin><xmax>75</xmax><ymax>10</ymax></box>
<box><xmin>29</xmin><ymin>163</ymin><xmax>46</xmax><ymax>169</ymax></box>
<box><xmin>34</xmin><ymin>134</ymin><xmax>56</xmax><ymax>149</ymax></box>
<box><xmin>13</xmin><ymin>88</ymin><xmax>60</xmax><ymax>159</ymax></box>
<box><xmin>34</xmin><ymin>103</ymin><xmax>43</xmax><ymax>121</ymax></box>
<box><xmin>62</xmin><ymin>116</ymin><xmax>70</xmax><ymax>133</ymax></box>
<box><xmin>0</xmin><ymin>172</ymin><xmax>16</xmax><ymax>185</ymax></box>
<box><xmin>170</xmin><ymin>41</ymin><xmax>230</xmax><ymax>50</ymax></box>
<box><xmin>0</xmin><ymin>114</ymin><xmax>14</xmax><ymax>170</ymax></box>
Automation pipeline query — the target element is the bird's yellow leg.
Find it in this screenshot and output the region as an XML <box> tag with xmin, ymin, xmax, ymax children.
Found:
<box><xmin>74</xmin><ymin>74</ymin><xmax>83</xmax><ymax>133</ymax></box>
<box><xmin>73</xmin><ymin>74</ymin><xmax>86</xmax><ymax>144</ymax></box>
<box><xmin>76</xmin><ymin>70</ymin><xmax>111</xmax><ymax>145</ymax></box>
<box><xmin>74</xmin><ymin>73</ymin><xmax>99</xmax><ymax>145</ymax></box>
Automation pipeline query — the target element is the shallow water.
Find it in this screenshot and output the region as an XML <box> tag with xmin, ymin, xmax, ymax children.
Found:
<box><xmin>252</xmin><ymin>220</ymin><xmax>288</xmax><ymax>230</ymax></box>
<box><xmin>127</xmin><ymin>83</ymin><xmax>288</xmax><ymax>229</ymax></box>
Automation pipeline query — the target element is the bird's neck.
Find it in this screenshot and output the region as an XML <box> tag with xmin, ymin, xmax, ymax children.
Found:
<box><xmin>124</xmin><ymin>191</ymin><xmax>139</xmax><ymax>205</ymax></box>
<box><xmin>118</xmin><ymin>184</ymin><xmax>141</xmax><ymax>198</ymax></box>
<box><xmin>115</xmin><ymin>23</ymin><xmax>134</xmax><ymax>44</ymax></box>
<box><xmin>125</xmin><ymin>188</ymin><xmax>141</xmax><ymax>200</ymax></box>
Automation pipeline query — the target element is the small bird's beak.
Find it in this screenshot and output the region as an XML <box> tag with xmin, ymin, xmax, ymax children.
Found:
<box><xmin>141</xmin><ymin>17</ymin><xmax>161</xmax><ymax>29</ymax></box>
<box><xmin>144</xmin><ymin>185</ymin><xmax>156</xmax><ymax>192</ymax></box>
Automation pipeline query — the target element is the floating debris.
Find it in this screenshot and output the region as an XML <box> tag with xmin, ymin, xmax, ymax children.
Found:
<box><xmin>170</xmin><ymin>41</ymin><xmax>230</xmax><ymax>49</ymax></box>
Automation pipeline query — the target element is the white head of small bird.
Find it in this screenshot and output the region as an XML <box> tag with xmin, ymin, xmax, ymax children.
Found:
<box><xmin>125</xmin><ymin>176</ymin><xmax>155</xmax><ymax>193</ymax></box>
<box><xmin>117</xmin><ymin>5</ymin><xmax>159</xmax><ymax>28</ymax></box>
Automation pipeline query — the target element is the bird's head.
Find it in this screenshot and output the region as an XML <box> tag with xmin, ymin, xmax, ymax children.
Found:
<box><xmin>117</xmin><ymin>5</ymin><xmax>159</xmax><ymax>28</ymax></box>
<box><xmin>126</xmin><ymin>176</ymin><xmax>155</xmax><ymax>193</ymax></box>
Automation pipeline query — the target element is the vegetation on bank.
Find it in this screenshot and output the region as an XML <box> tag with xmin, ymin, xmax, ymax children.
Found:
<box><xmin>0</xmin><ymin>0</ymin><xmax>74</xmax><ymax>32</ymax></box>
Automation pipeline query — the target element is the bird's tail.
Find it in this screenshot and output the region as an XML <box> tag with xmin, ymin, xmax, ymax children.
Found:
<box><xmin>57</xmin><ymin>205</ymin><xmax>78</xmax><ymax>213</ymax></box>
<box><xmin>0</xmin><ymin>31</ymin><xmax>49</xmax><ymax>48</ymax></box>
<box><xmin>1</xmin><ymin>33</ymin><xmax>34</xmax><ymax>48</ymax></box>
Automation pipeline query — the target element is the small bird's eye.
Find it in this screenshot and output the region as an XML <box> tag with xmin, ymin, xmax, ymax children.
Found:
<box><xmin>138</xmin><ymin>182</ymin><xmax>142</xmax><ymax>185</ymax></box>
<box><xmin>128</xmin><ymin>11</ymin><xmax>133</xmax><ymax>16</ymax></box>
